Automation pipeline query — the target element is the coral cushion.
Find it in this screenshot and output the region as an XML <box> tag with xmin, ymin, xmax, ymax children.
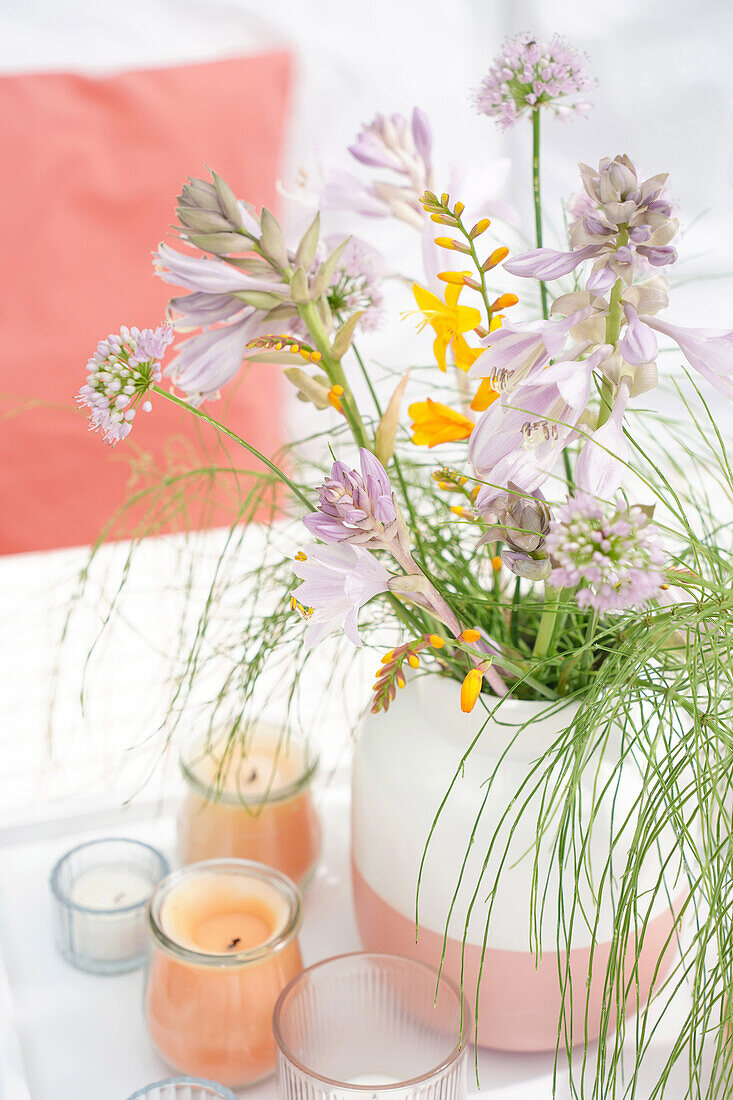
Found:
<box><xmin>0</xmin><ymin>52</ymin><xmax>291</xmax><ymax>554</ymax></box>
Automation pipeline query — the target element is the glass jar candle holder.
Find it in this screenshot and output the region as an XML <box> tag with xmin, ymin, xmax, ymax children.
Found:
<box><xmin>273</xmin><ymin>953</ymin><xmax>471</xmax><ymax>1100</ymax></box>
<box><xmin>127</xmin><ymin>1078</ymin><xmax>238</xmax><ymax>1100</ymax></box>
<box><xmin>145</xmin><ymin>859</ymin><xmax>303</xmax><ymax>1088</ymax></box>
<box><xmin>50</xmin><ymin>838</ymin><xmax>169</xmax><ymax>975</ymax></box>
<box><xmin>178</xmin><ymin>724</ymin><xmax>320</xmax><ymax>886</ymax></box>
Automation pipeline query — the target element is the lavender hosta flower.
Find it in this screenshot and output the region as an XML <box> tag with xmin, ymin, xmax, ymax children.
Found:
<box><xmin>574</xmin><ymin>375</ymin><xmax>632</xmax><ymax>500</ymax></box>
<box><xmin>303</xmin><ymin>449</ymin><xmax>408</xmax><ymax>553</ymax></box>
<box><xmin>175</xmin><ymin>173</ymin><xmax>260</xmax><ymax>253</ymax></box>
<box><xmin>77</xmin><ymin>324</ymin><xmax>174</xmax><ymax>445</ymax></box>
<box><xmin>292</xmin><ymin>543</ymin><xmax>392</xmax><ymax>649</ymax></box>
<box><xmin>469</xmin><ymin>347</ymin><xmax>612</xmax><ymax>508</ymax></box>
<box><xmin>321</xmin><ymin>108</ymin><xmax>433</xmax><ymax>229</ymax></box>
<box><xmin>468</xmin><ymin>307</ymin><xmax>596</xmax><ymax>395</ymax></box>
<box><xmin>546</xmin><ymin>494</ymin><xmax>666</xmax><ymax>613</ymax></box>
<box><xmin>641</xmin><ymin>315</ymin><xmax>733</xmax><ymax>400</ymax></box>
<box><xmin>505</xmin><ymin>155</ymin><xmax>678</xmax><ymax>291</ymax></box>
<box><xmin>164</xmin><ymin>314</ymin><xmax>267</xmax><ymax>405</ymax></box>
<box><xmin>477</xmin><ymin>484</ymin><xmax>552</xmax><ymax>581</ymax></box>
<box><xmin>473</xmin><ymin>34</ymin><xmax>592</xmax><ymax>131</ymax></box>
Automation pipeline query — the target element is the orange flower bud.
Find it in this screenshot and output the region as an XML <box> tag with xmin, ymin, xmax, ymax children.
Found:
<box><xmin>460</xmin><ymin>667</ymin><xmax>484</xmax><ymax>713</ymax></box>
<box><xmin>428</xmin><ymin>634</ymin><xmax>445</xmax><ymax>648</ymax></box>
<box><xmin>491</xmin><ymin>293</ymin><xmax>519</xmax><ymax>311</ymax></box>
<box><xmin>492</xmin><ymin>556</ymin><xmax>503</xmax><ymax>571</ymax></box>
<box><xmin>483</xmin><ymin>246</ymin><xmax>510</xmax><ymax>270</ymax></box>
<box><xmin>461</xmin><ymin>628</ymin><xmax>481</xmax><ymax>643</ymax></box>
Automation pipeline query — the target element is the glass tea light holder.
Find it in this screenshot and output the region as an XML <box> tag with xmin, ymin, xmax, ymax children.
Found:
<box><xmin>145</xmin><ymin>859</ymin><xmax>303</xmax><ymax>1088</ymax></box>
<box><xmin>127</xmin><ymin>1077</ymin><xmax>238</xmax><ymax>1100</ymax></box>
<box><xmin>178</xmin><ymin>723</ymin><xmax>321</xmax><ymax>886</ymax></box>
<box><xmin>273</xmin><ymin>953</ymin><xmax>471</xmax><ymax>1100</ymax></box>
<box><xmin>50</xmin><ymin>838</ymin><xmax>169</xmax><ymax>975</ymax></box>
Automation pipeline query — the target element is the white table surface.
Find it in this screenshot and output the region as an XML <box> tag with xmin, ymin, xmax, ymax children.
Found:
<box><xmin>0</xmin><ymin>766</ymin><xmax>697</xmax><ymax>1100</ymax></box>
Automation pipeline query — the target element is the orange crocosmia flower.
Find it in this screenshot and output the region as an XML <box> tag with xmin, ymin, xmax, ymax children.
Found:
<box><xmin>412</xmin><ymin>283</ymin><xmax>481</xmax><ymax>372</ymax></box>
<box><xmin>470</xmin><ymin>378</ymin><xmax>499</xmax><ymax>412</ymax></box>
<box><xmin>408</xmin><ymin>398</ymin><xmax>475</xmax><ymax>447</ymax></box>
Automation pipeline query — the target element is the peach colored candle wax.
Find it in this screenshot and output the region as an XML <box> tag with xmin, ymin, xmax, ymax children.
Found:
<box><xmin>178</xmin><ymin>726</ymin><xmax>320</xmax><ymax>886</ymax></box>
<box><xmin>145</xmin><ymin>859</ymin><xmax>303</xmax><ymax>1088</ymax></box>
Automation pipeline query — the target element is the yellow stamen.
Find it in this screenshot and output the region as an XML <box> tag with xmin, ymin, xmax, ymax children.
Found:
<box><xmin>309</xmin><ymin>351</ymin><xmax>322</xmax><ymax>362</ymax></box>
<box><xmin>428</xmin><ymin>634</ymin><xmax>445</xmax><ymax>648</ymax></box>
<box><xmin>295</xmin><ymin>551</ymin><xmax>307</xmax><ymax>561</ymax></box>
<box><xmin>460</xmin><ymin>667</ymin><xmax>484</xmax><ymax>713</ymax></box>
<box><xmin>461</xmin><ymin>628</ymin><xmax>481</xmax><ymax>643</ymax></box>
<box><xmin>289</xmin><ymin>344</ymin><xmax>301</xmax><ymax>354</ymax></box>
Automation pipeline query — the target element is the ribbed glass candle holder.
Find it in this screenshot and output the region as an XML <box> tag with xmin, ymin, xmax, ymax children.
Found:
<box><xmin>126</xmin><ymin>1078</ymin><xmax>238</xmax><ymax>1099</ymax></box>
<box><xmin>273</xmin><ymin>953</ymin><xmax>471</xmax><ymax>1100</ymax></box>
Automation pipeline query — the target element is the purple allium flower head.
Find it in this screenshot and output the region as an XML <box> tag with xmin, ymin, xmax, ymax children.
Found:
<box><xmin>546</xmin><ymin>494</ymin><xmax>665</xmax><ymax>613</ymax></box>
<box><xmin>292</xmin><ymin>542</ymin><xmax>392</xmax><ymax>649</ymax></box>
<box><xmin>303</xmin><ymin>449</ymin><xmax>403</xmax><ymax>549</ymax></box>
<box><xmin>77</xmin><ymin>323</ymin><xmax>173</xmax><ymax>445</ymax></box>
<box><xmin>325</xmin><ymin>236</ymin><xmax>386</xmax><ymax>331</ymax></box>
<box><xmin>473</xmin><ymin>34</ymin><xmax>593</xmax><ymax>131</ymax></box>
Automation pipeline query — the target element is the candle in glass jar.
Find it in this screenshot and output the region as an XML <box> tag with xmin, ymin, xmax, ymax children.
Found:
<box><xmin>50</xmin><ymin>839</ymin><xmax>169</xmax><ymax>974</ymax></box>
<box><xmin>145</xmin><ymin>860</ymin><xmax>303</xmax><ymax>1088</ymax></box>
<box><xmin>178</xmin><ymin>725</ymin><xmax>320</xmax><ymax>885</ymax></box>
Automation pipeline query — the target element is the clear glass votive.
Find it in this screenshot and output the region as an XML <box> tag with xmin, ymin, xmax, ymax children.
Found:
<box><xmin>127</xmin><ymin>1078</ymin><xmax>238</xmax><ymax>1100</ymax></box>
<box><xmin>273</xmin><ymin>953</ymin><xmax>471</xmax><ymax>1100</ymax></box>
<box><xmin>125</xmin><ymin>1078</ymin><xmax>236</xmax><ymax>1095</ymax></box>
<box><xmin>177</xmin><ymin>724</ymin><xmax>320</xmax><ymax>886</ymax></box>
<box><xmin>145</xmin><ymin>859</ymin><xmax>303</xmax><ymax>1088</ymax></box>
<box><xmin>50</xmin><ymin>838</ymin><xmax>169</xmax><ymax>975</ymax></box>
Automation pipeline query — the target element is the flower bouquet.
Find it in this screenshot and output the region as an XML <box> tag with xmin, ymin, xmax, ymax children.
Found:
<box><xmin>78</xmin><ymin>35</ymin><xmax>733</xmax><ymax>1097</ymax></box>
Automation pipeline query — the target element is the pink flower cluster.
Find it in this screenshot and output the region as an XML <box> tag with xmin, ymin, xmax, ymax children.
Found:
<box><xmin>77</xmin><ymin>324</ymin><xmax>173</xmax><ymax>445</ymax></box>
<box><xmin>546</xmin><ymin>495</ymin><xmax>666</xmax><ymax>613</ymax></box>
<box><xmin>474</xmin><ymin>34</ymin><xmax>592</xmax><ymax>130</ymax></box>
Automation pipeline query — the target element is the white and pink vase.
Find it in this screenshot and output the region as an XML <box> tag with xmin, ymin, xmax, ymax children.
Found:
<box><xmin>351</xmin><ymin>674</ymin><xmax>682</xmax><ymax>1051</ymax></box>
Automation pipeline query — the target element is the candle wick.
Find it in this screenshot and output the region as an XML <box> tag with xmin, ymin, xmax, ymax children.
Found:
<box><xmin>227</xmin><ymin>937</ymin><xmax>241</xmax><ymax>950</ymax></box>
<box><xmin>247</xmin><ymin>767</ymin><xmax>258</xmax><ymax>784</ymax></box>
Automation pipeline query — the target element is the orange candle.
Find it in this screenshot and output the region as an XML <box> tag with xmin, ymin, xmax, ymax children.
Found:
<box><xmin>178</xmin><ymin>725</ymin><xmax>321</xmax><ymax>886</ymax></box>
<box><xmin>144</xmin><ymin>860</ymin><xmax>303</xmax><ymax>1087</ymax></box>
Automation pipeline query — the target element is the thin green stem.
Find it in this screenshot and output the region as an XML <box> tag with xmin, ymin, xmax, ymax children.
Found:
<box><xmin>451</xmin><ymin>212</ymin><xmax>494</xmax><ymax>328</ymax></box>
<box><xmin>152</xmin><ymin>385</ymin><xmax>311</xmax><ymax>510</ymax></box>
<box><xmin>531</xmin><ymin>109</ymin><xmax>549</xmax><ymax>321</ymax></box>
<box><xmin>532</xmin><ymin>584</ymin><xmax>562</xmax><ymax>661</ymax></box>
<box><xmin>598</xmin><ymin>277</ymin><xmax>624</xmax><ymax>428</ymax></box>
<box><xmin>510</xmin><ymin>576</ymin><xmax>522</xmax><ymax>646</ymax></box>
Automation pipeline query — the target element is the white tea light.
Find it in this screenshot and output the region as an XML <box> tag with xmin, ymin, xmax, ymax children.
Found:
<box><xmin>50</xmin><ymin>839</ymin><xmax>169</xmax><ymax>974</ymax></box>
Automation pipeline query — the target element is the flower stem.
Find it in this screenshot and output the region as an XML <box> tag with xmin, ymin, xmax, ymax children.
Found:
<box><xmin>598</xmin><ymin>277</ymin><xmax>624</xmax><ymax>427</ymax></box>
<box><xmin>296</xmin><ymin>299</ymin><xmax>369</xmax><ymax>448</ymax></box>
<box><xmin>532</xmin><ymin>584</ymin><xmax>562</xmax><ymax>661</ymax></box>
<box><xmin>531</xmin><ymin>109</ymin><xmax>549</xmax><ymax>321</ymax></box>
<box><xmin>152</xmin><ymin>385</ymin><xmax>312</xmax><ymax>510</ymax></box>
